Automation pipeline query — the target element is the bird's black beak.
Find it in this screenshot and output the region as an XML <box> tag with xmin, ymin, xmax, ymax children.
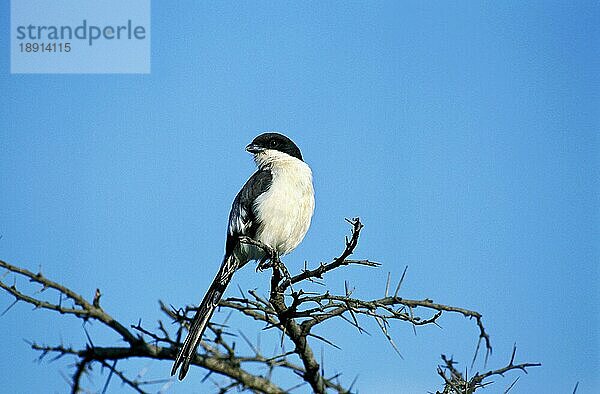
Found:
<box><xmin>246</xmin><ymin>143</ymin><xmax>264</xmax><ymax>154</ymax></box>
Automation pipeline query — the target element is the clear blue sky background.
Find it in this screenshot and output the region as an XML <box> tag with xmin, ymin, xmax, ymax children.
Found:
<box><xmin>1</xmin><ymin>1</ymin><xmax>598</xmax><ymax>393</ymax></box>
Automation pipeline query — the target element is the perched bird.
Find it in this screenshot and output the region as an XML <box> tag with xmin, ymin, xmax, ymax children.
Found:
<box><xmin>171</xmin><ymin>132</ymin><xmax>315</xmax><ymax>380</ymax></box>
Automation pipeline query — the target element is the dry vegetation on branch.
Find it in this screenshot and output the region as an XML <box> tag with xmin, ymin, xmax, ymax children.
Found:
<box><xmin>0</xmin><ymin>218</ymin><xmax>539</xmax><ymax>393</ymax></box>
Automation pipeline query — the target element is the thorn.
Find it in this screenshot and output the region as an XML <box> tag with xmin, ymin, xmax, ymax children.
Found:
<box><xmin>470</xmin><ymin>337</ymin><xmax>482</xmax><ymax>371</ymax></box>
<box><xmin>510</xmin><ymin>343</ymin><xmax>517</xmax><ymax>365</ymax></box>
<box><xmin>408</xmin><ymin>306</ymin><xmax>417</xmax><ymax>336</ymax></box>
<box><xmin>385</xmin><ymin>272</ymin><xmax>391</xmax><ymax>297</ymax></box>
<box><xmin>374</xmin><ymin>316</ymin><xmax>403</xmax><ymax>359</ymax></box>
<box><xmin>1</xmin><ymin>299</ymin><xmax>19</xmax><ymax>316</ymax></box>
<box><xmin>504</xmin><ymin>377</ymin><xmax>520</xmax><ymax>394</ymax></box>
<box><xmin>82</xmin><ymin>324</ymin><xmax>95</xmax><ymax>349</ymax></box>
<box><xmin>394</xmin><ymin>265</ymin><xmax>408</xmax><ymax>298</ymax></box>
<box><xmin>93</xmin><ymin>288</ymin><xmax>102</xmax><ymax>308</ymax></box>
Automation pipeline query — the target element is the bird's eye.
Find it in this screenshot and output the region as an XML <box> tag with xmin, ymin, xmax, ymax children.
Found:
<box><xmin>270</xmin><ymin>140</ymin><xmax>277</xmax><ymax>148</ymax></box>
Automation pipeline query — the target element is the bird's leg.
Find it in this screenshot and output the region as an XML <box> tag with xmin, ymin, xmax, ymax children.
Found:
<box><xmin>262</xmin><ymin>252</ymin><xmax>294</xmax><ymax>294</ymax></box>
<box><xmin>256</xmin><ymin>246</ymin><xmax>278</xmax><ymax>272</ymax></box>
<box><xmin>266</xmin><ymin>252</ymin><xmax>294</xmax><ymax>291</ymax></box>
<box><xmin>256</xmin><ymin>243</ymin><xmax>277</xmax><ymax>272</ymax></box>
<box><xmin>257</xmin><ymin>255</ymin><xmax>272</xmax><ymax>271</ymax></box>
<box><xmin>238</xmin><ymin>236</ymin><xmax>293</xmax><ymax>286</ymax></box>
<box><xmin>238</xmin><ymin>236</ymin><xmax>276</xmax><ymax>271</ymax></box>
<box><xmin>279</xmin><ymin>264</ymin><xmax>295</xmax><ymax>292</ymax></box>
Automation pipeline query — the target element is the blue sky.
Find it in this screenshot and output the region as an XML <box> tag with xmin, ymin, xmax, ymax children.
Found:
<box><xmin>1</xmin><ymin>1</ymin><xmax>598</xmax><ymax>393</ymax></box>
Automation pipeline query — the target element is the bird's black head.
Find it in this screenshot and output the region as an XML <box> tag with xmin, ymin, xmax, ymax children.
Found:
<box><xmin>246</xmin><ymin>132</ymin><xmax>303</xmax><ymax>161</ymax></box>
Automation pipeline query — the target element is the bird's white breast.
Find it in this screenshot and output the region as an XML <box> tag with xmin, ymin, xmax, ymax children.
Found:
<box><xmin>253</xmin><ymin>150</ymin><xmax>315</xmax><ymax>256</ymax></box>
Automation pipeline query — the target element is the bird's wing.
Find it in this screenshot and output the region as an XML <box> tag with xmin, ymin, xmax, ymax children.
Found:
<box><xmin>172</xmin><ymin>169</ymin><xmax>273</xmax><ymax>379</ymax></box>
<box><xmin>225</xmin><ymin>169</ymin><xmax>272</xmax><ymax>255</ymax></box>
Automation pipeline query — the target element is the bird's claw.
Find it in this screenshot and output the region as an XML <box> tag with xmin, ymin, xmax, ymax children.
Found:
<box><xmin>255</xmin><ymin>251</ymin><xmax>291</xmax><ymax>285</ymax></box>
<box><xmin>256</xmin><ymin>256</ymin><xmax>273</xmax><ymax>272</ymax></box>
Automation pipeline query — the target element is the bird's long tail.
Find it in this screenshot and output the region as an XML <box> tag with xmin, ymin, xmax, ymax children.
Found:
<box><xmin>171</xmin><ymin>254</ymin><xmax>238</xmax><ymax>380</ymax></box>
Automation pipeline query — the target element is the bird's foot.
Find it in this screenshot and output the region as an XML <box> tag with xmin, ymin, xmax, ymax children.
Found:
<box><xmin>268</xmin><ymin>255</ymin><xmax>293</xmax><ymax>290</ymax></box>
<box><xmin>239</xmin><ymin>236</ymin><xmax>275</xmax><ymax>271</ymax></box>
<box><xmin>256</xmin><ymin>255</ymin><xmax>272</xmax><ymax>272</ymax></box>
<box><xmin>239</xmin><ymin>236</ymin><xmax>292</xmax><ymax>287</ymax></box>
<box><xmin>275</xmin><ymin>259</ymin><xmax>292</xmax><ymax>285</ymax></box>
<box><xmin>256</xmin><ymin>251</ymin><xmax>292</xmax><ymax>284</ymax></box>
<box><xmin>256</xmin><ymin>246</ymin><xmax>280</xmax><ymax>271</ymax></box>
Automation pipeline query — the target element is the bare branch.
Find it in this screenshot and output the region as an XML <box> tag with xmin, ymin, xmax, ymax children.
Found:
<box><xmin>0</xmin><ymin>260</ymin><xmax>138</xmax><ymax>345</ymax></box>
<box><xmin>436</xmin><ymin>345</ymin><xmax>541</xmax><ymax>394</ymax></box>
<box><xmin>1</xmin><ymin>218</ymin><xmax>538</xmax><ymax>394</ymax></box>
<box><xmin>282</xmin><ymin>218</ymin><xmax>379</xmax><ymax>292</ymax></box>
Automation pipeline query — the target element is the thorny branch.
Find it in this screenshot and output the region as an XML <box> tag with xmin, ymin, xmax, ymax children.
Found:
<box><xmin>435</xmin><ymin>345</ymin><xmax>541</xmax><ymax>394</ymax></box>
<box><xmin>0</xmin><ymin>218</ymin><xmax>539</xmax><ymax>393</ymax></box>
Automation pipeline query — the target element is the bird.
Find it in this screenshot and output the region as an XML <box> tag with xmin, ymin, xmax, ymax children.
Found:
<box><xmin>171</xmin><ymin>132</ymin><xmax>315</xmax><ymax>380</ymax></box>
